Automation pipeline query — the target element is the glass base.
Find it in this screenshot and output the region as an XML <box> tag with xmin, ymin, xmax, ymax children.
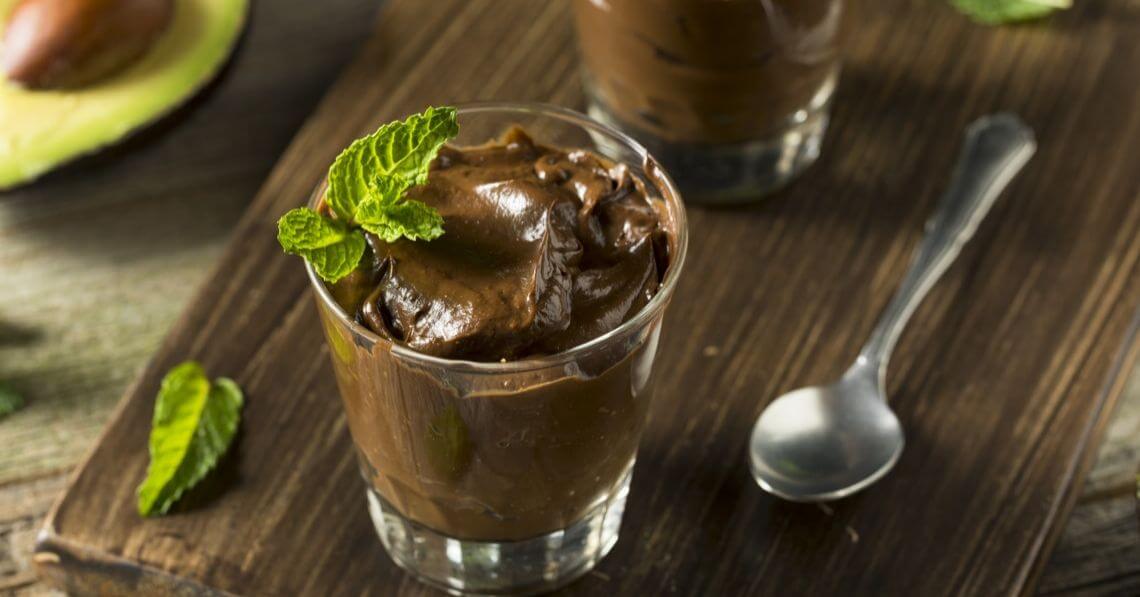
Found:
<box><xmin>585</xmin><ymin>77</ymin><xmax>835</xmax><ymax>205</ymax></box>
<box><xmin>366</xmin><ymin>467</ymin><xmax>631</xmax><ymax>595</ymax></box>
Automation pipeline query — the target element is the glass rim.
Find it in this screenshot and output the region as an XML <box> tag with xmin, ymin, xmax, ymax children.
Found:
<box><xmin>305</xmin><ymin>101</ymin><xmax>689</xmax><ymax>373</ymax></box>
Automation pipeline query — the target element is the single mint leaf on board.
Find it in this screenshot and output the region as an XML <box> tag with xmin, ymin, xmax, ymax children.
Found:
<box><xmin>0</xmin><ymin>381</ymin><xmax>24</xmax><ymax>418</ymax></box>
<box><xmin>355</xmin><ymin>176</ymin><xmax>444</xmax><ymax>243</ymax></box>
<box><xmin>326</xmin><ymin>106</ymin><xmax>458</xmax><ymax>222</ymax></box>
<box><xmin>137</xmin><ymin>362</ymin><xmax>243</xmax><ymax>517</ymax></box>
<box><xmin>950</xmin><ymin>0</ymin><xmax>1070</xmax><ymax>24</ymax></box>
<box><xmin>277</xmin><ymin>207</ymin><xmax>367</xmax><ymax>283</ymax></box>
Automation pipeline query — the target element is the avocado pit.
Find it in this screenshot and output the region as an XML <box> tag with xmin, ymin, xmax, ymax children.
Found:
<box><xmin>2</xmin><ymin>0</ymin><xmax>173</xmax><ymax>89</ymax></box>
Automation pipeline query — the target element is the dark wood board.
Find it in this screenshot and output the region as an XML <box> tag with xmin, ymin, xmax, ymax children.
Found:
<box><xmin>32</xmin><ymin>0</ymin><xmax>1140</xmax><ymax>595</ymax></box>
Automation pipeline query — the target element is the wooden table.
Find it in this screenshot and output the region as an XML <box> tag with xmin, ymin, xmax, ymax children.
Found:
<box><xmin>2</xmin><ymin>0</ymin><xmax>1138</xmax><ymax>595</ymax></box>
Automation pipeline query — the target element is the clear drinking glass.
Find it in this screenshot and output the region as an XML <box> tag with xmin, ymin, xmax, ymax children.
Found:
<box><xmin>305</xmin><ymin>103</ymin><xmax>688</xmax><ymax>594</ymax></box>
<box><xmin>573</xmin><ymin>0</ymin><xmax>845</xmax><ymax>203</ymax></box>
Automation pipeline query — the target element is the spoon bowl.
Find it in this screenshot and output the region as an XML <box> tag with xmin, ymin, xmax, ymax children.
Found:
<box><xmin>749</xmin><ymin>364</ymin><xmax>904</xmax><ymax>502</ymax></box>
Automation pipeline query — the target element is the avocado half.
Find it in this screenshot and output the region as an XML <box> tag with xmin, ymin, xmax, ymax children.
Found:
<box><xmin>0</xmin><ymin>0</ymin><xmax>249</xmax><ymax>189</ymax></box>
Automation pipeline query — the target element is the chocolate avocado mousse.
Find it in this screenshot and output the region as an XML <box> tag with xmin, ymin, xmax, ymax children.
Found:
<box><xmin>331</xmin><ymin>127</ymin><xmax>669</xmax><ymax>361</ymax></box>
<box><xmin>573</xmin><ymin>0</ymin><xmax>842</xmax><ymax>144</ymax></box>
<box><xmin>315</xmin><ymin>125</ymin><xmax>677</xmax><ymax>541</ymax></box>
<box><xmin>572</xmin><ymin>0</ymin><xmax>845</xmax><ymax>200</ymax></box>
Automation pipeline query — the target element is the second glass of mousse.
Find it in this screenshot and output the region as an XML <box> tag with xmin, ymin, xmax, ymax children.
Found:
<box><xmin>306</xmin><ymin>103</ymin><xmax>688</xmax><ymax>594</ymax></box>
<box><xmin>573</xmin><ymin>0</ymin><xmax>845</xmax><ymax>203</ymax></box>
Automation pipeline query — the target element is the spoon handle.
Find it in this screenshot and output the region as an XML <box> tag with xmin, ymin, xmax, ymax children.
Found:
<box><xmin>855</xmin><ymin>114</ymin><xmax>1037</xmax><ymax>385</ymax></box>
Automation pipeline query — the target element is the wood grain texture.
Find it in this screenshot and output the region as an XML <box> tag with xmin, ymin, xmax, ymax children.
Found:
<box><xmin>25</xmin><ymin>0</ymin><xmax>1140</xmax><ymax>595</ymax></box>
<box><xmin>1</xmin><ymin>476</ymin><xmax>66</xmax><ymax>594</ymax></box>
<box><xmin>1040</xmin><ymin>367</ymin><xmax>1140</xmax><ymax>596</ymax></box>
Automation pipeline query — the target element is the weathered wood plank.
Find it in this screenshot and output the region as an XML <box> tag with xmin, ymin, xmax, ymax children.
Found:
<box><xmin>1</xmin><ymin>475</ymin><xmax>67</xmax><ymax>593</ymax></box>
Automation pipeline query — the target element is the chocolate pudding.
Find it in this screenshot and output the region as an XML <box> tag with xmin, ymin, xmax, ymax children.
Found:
<box><xmin>574</xmin><ymin>0</ymin><xmax>842</xmax><ymax>143</ymax></box>
<box><xmin>314</xmin><ymin>127</ymin><xmax>677</xmax><ymax>541</ymax></box>
<box><xmin>573</xmin><ymin>0</ymin><xmax>844</xmax><ymax>200</ymax></box>
<box><xmin>331</xmin><ymin>127</ymin><xmax>670</xmax><ymax>361</ymax></box>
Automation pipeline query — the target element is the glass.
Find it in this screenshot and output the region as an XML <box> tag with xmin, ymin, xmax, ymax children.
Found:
<box><xmin>305</xmin><ymin>103</ymin><xmax>689</xmax><ymax>594</ymax></box>
<box><xmin>573</xmin><ymin>0</ymin><xmax>845</xmax><ymax>203</ymax></box>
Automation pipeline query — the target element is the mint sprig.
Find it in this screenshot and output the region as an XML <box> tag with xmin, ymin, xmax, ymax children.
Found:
<box><xmin>137</xmin><ymin>361</ymin><xmax>243</xmax><ymax>517</ymax></box>
<box><xmin>951</xmin><ymin>0</ymin><xmax>1070</xmax><ymax>24</ymax></box>
<box><xmin>277</xmin><ymin>106</ymin><xmax>457</xmax><ymax>283</ymax></box>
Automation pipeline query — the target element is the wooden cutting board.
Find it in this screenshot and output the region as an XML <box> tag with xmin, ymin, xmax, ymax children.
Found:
<box><xmin>32</xmin><ymin>0</ymin><xmax>1140</xmax><ymax>595</ymax></box>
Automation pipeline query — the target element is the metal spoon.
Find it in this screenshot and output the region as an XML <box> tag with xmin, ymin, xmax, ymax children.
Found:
<box><xmin>748</xmin><ymin>114</ymin><xmax>1036</xmax><ymax>502</ymax></box>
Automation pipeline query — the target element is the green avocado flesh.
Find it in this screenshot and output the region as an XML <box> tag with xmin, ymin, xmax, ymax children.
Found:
<box><xmin>0</xmin><ymin>0</ymin><xmax>248</xmax><ymax>189</ymax></box>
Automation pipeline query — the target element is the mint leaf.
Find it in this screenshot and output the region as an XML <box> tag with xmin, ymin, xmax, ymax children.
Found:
<box><xmin>951</xmin><ymin>0</ymin><xmax>1069</xmax><ymax>24</ymax></box>
<box><xmin>276</xmin><ymin>207</ymin><xmax>366</xmax><ymax>283</ymax></box>
<box><xmin>367</xmin><ymin>172</ymin><xmax>415</xmax><ymax>205</ymax></box>
<box><xmin>301</xmin><ymin>232</ymin><xmax>366</xmax><ymax>283</ymax></box>
<box><xmin>0</xmin><ymin>381</ymin><xmax>24</xmax><ymax>418</ymax></box>
<box><xmin>326</xmin><ymin>106</ymin><xmax>458</xmax><ymax>222</ymax></box>
<box><xmin>355</xmin><ymin>176</ymin><xmax>444</xmax><ymax>243</ymax></box>
<box><xmin>138</xmin><ymin>361</ymin><xmax>243</xmax><ymax>517</ymax></box>
<box><xmin>359</xmin><ymin>199</ymin><xmax>445</xmax><ymax>243</ymax></box>
<box><xmin>277</xmin><ymin>207</ymin><xmax>351</xmax><ymax>250</ymax></box>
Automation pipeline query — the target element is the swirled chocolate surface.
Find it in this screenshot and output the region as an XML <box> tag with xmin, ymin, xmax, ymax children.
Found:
<box><xmin>330</xmin><ymin>127</ymin><xmax>670</xmax><ymax>362</ymax></box>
